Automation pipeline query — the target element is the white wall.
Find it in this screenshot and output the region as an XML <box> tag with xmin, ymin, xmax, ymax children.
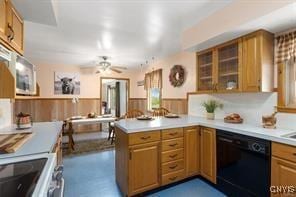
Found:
<box><xmin>188</xmin><ymin>93</ymin><xmax>296</xmax><ymax>131</ymax></box>
<box><xmin>0</xmin><ymin>99</ymin><xmax>12</xmax><ymax>129</ymax></box>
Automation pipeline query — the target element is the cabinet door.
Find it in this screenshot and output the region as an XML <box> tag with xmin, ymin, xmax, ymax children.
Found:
<box><xmin>0</xmin><ymin>0</ymin><xmax>7</xmax><ymax>42</ymax></box>
<box><xmin>200</xmin><ymin>127</ymin><xmax>216</xmax><ymax>184</ymax></box>
<box><xmin>197</xmin><ymin>50</ymin><xmax>215</xmax><ymax>93</ymax></box>
<box><xmin>10</xmin><ymin>5</ymin><xmax>24</xmax><ymax>54</ymax></box>
<box><xmin>0</xmin><ymin>62</ymin><xmax>15</xmax><ymax>98</ymax></box>
<box><xmin>129</xmin><ymin>143</ymin><xmax>160</xmax><ymax>195</ymax></box>
<box><xmin>242</xmin><ymin>32</ymin><xmax>261</xmax><ymax>92</ymax></box>
<box><xmin>184</xmin><ymin>127</ymin><xmax>200</xmax><ymax>177</ymax></box>
<box><xmin>271</xmin><ymin>157</ymin><xmax>296</xmax><ymax>197</ymax></box>
<box><xmin>216</xmin><ymin>39</ymin><xmax>242</xmax><ymax>92</ymax></box>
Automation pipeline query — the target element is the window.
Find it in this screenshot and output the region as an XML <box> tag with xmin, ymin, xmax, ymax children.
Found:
<box><xmin>148</xmin><ymin>88</ymin><xmax>161</xmax><ymax>110</ymax></box>
<box><xmin>285</xmin><ymin>59</ymin><xmax>296</xmax><ymax>107</ymax></box>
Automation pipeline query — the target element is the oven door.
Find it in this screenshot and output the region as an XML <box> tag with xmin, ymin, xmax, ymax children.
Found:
<box><xmin>216</xmin><ymin>134</ymin><xmax>270</xmax><ymax>197</ymax></box>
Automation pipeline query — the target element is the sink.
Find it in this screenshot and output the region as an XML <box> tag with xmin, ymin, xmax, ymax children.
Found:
<box><xmin>282</xmin><ymin>132</ymin><xmax>296</xmax><ymax>139</ymax></box>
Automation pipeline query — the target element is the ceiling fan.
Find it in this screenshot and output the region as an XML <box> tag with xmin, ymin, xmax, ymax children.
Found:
<box><xmin>95</xmin><ymin>56</ymin><xmax>127</xmax><ymax>74</ymax></box>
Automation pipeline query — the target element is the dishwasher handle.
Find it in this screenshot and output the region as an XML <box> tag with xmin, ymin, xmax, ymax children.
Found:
<box><xmin>218</xmin><ymin>136</ymin><xmax>234</xmax><ymax>143</ymax></box>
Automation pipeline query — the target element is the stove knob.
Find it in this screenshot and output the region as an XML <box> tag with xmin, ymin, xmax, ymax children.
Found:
<box><xmin>52</xmin><ymin>171</ymin><xmax>63</xmax><ymax>182</ymax></box>
<box><xmin>252</xmin><ymin>143</ymin><xmax>261</xmax><ymax>152</ymax></box>
<box><xmin>47</xmin><ymin>186</ymin><xmax>60</xmax><ymax>197</ymax></box>
<box><xmin>55</xmin><ymin>165</ymin><xmax>64</xmax><ymax>172</ymax></box>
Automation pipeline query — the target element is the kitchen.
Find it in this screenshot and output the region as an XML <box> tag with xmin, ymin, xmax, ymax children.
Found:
<box><xmin>0</xmin><ymin>0</ymin><xmax>296</xmax><ymax>197</ymax></box>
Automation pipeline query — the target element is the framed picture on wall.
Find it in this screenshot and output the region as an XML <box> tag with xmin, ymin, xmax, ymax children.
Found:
<box><xmin>54</xmin><ymin>72</ymin><xmax>80</xmax><ymax>95</ymax></box>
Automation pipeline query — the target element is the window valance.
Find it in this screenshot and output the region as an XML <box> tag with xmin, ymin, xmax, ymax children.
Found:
<box><xmin>144</xmin><ymin>69</ymin><xmax>162</xmax><ymax>90</ymax></box>
<box><xmin>276</xmin><ymin>30</ymin><xmax>296</xmax><ymax>64</ymax></box>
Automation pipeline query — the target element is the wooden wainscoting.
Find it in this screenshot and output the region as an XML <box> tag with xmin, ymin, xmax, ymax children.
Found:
<box><xmin>128</xmin><ymin>98</ymin><xmax>187</xmax><ymax>114</ymax></box>
<box><xmin>13</xmin><ymin>98</ymin><xmax>101</xmax><ymax>133</ymax></box>
<box><xmin>162</xmin><ymin>98</ymin><xmax>188</xmax><ymax>114</ymax></box>
<box><xmin>129</xmin><ymin>98</ymin><xmax>147</xmax><ymax>113</ymax></box>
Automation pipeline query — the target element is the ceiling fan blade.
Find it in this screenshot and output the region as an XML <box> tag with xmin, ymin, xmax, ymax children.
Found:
<box><xmin>111</xmin><ymin>66</ymin><xmax>127</xmax><ymax>70</ymax></box>
<box><xmin>109</xmin><ymin>68</ymin><xmax>122</xmax><ymax>73</ymax></box>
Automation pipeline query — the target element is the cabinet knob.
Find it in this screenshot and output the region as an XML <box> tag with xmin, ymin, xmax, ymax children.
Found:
<box><xmin>140</xmin><ymin>136</ymin><xmax>151</xmax><ymax>140</ymax></box>
<box><xmin>169</xmin><ymin>132</ymin><xmax>178</xmax><ymax>136</ymax></box>
<box><xmin>169</xmin><ymin>143</ymin><xmax>177</xmax><ymax>147</ymax></box>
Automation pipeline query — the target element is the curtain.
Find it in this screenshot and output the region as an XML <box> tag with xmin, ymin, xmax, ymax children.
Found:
<box><xmin>276</xmin><ymin>30</ymin><xmax>296</xmax><ymax>64</ymax></box>
<box><xmin>144</xmin><ymin>69</ymin><xmax>162</xmax><ymax>90</ymax></box>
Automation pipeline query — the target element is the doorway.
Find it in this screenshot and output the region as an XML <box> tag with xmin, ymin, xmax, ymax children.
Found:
<box><xmin>100</xmin><ymin>77</ymin><xmax>129</xmax><ymax>117</ymax></box>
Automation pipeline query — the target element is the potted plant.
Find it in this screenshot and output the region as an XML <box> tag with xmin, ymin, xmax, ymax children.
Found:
<box><xmin>202</xmin><ymin>100</ymin><xmax>222</xmax><ymax>120</ymax></box>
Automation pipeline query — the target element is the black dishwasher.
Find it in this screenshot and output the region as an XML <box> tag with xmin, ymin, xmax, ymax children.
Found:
<box><xmin>216</xmin><ymin>130</ymin><xmax>271</xmax><ymax>197</ymax></box>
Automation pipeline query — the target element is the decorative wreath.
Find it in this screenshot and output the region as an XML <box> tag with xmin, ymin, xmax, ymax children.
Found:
<box><xmin>169</xmin><ymin>65</ymin><xmax>185</xmax><ymax>87</ymax></box>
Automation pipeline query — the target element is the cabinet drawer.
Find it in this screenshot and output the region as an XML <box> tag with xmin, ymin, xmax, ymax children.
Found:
<box><xmin>272</xmin><ymin>142</ymin><xmax>296</xmax><ymax>163</ymax></box>
<box><xmin>162</xmin><ymin>128</ymin><xmax>183</xmax><ymax>140</ymax></box>
<box><xmin>162</xmin><ymin>159</ymin><xmax>184</xmax><ymax>174</ymax></box>
<box><xmin>162</xmin><ymin>169</ymin><xmax>184</xmax><ymax>186</ymax></box>
<box><xmin>162</xmin><ymin>138</ymin><xmax>184</xmax><ymax>151</ymax></box>
<box><xmin>162</xmin><ymin>148</ymin><xmax>184</xmax><ymax>163</ymax></box>
<box><xmin>129</xmin><ymin>131</ymin><xmax>160</xmax><ymax>145</ymax></box>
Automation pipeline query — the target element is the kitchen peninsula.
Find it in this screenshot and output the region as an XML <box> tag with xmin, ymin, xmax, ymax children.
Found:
<box><xmin>115</xmin><ymin>115</ymin><xmax>296</xmax><ymax>196</ymax></box>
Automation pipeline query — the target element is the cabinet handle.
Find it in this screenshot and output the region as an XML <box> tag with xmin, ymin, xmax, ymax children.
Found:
<box><xmin>169</xmin><ymin>176</ymin><xmax>177</xmax><ymax>181</ymax></box>
<box><xmin>169</xmin><ymin>132</ymin><xmax>178</xmax><ymax>136</ymax></box>
<box><xmin>7</xmin><ymin>24</ymin><xmax>12</xmax><ymax>41</ymax></box>
<box><xmin>293</xmin><ymin>153</ymin><xmax>296</xmax><ymax>156</ymax></box>
<box><xmin>169</xmin><ymin>143</ymin><xmax>177</xmax><ymax>147</ymax></box>
<box><xmin>169</xmin><ymin>154</ymin><xmax>177</xmax><ymax>158</ymax></box>
<box><xmin>169</xmin><ymin>165</ymin><xmax>178</xmax><ymax>169</ymax></box>
<box><xmin>7</xmin><ymin>24</ymin><xmax>14</xmax><ymax>42</ymax></box>
<box><xmin>140</xmin><ymin>136</ymin><xmax>151</xmax><ymax>140</ymax></box>
<box><xmin>215</xmin><ymin>83</ymin><xmax>218</xmax><ymax>92</ymax></box>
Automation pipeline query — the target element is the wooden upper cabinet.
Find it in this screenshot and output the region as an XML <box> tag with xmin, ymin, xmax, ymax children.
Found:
<box><xmin>242</xmin><ymin>30</ymin><xmax>274</xmax><ymax>92</ymax></box>
<box><xmin>0</xmin><ymin>0</ymin><xmax>8</xmax><ymax>42</ymax></box>
<box><xmin>6</xmin><ymin>0</ymin><xmax>24</xmax><ymax>54</ymax></box>
<box><xmin>216</xmin><ymin>39</ymin><xmax>242</xmax><ymax>92</ymax></box>
<box><xmin>184</xmin><ymin>126</ymin><xmax>200</xmax><ymax>177</ymax></box>
<box><xmin>200</xmin><ymin>127</ymin><xmax>216</xmax><ymax>184</ymax></box>
<box><xmin>197</xmin><ymin>50</ymin><xmax>215</xmax><ymax>93</ymax></box>
<box><xmin>196</xmin><ymin>30</ymin><xmax>274</xmax><ymax>94</ymax></box>
<box><xmin>128</xmin><ymin>142</ymin><xmax>160</xmax><ymax>196</ymax></box>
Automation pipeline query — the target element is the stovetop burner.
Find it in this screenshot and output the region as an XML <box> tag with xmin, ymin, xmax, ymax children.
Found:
<box><xmin>0</xmin><ymin>158</ymin><xmax>47</xmax><ymax>197</ymax></box>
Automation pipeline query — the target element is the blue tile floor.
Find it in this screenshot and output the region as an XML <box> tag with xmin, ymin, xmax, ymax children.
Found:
<box><xmin>63</xmin><ymin>150</ymin><xmax>226</xmax><ymax>197</ymax></box>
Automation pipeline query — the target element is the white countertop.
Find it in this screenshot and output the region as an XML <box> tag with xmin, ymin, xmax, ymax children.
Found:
<box><xmin>0</xmin><ymin>153</ymin><xmax>56</xmax><ymax>197</ymax></box>
<box><xmin>115</xmin><ymin>115</ymin><xmax>296</xmax><ymax>146</ymax></box>
<box><xmin>0</xmin><ymin>122</ymin><xmax>62</xmax><ymax>159</ymax></box>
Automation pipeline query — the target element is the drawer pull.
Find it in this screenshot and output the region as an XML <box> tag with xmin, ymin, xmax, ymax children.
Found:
<box><xmin>169</xmin><ymin>165</ymin><xmax>178</xmax><ymax>169</ymax></box>
<box><xmin>169</xmin><ymin>154</ymin><xmax>177</xmax><ymax>158</ymax></box>
<box><xmin>169</xmin><ymin>176</ymin><xmax>177</xmax><ymax>181</ymax></box>
<box><xmin>169</xmin><ymin>132</ymin><xmax>178</xmax><ymax>136</ymax></box>
<box><xmin>169</xmin><ymin>143</ymin><xmax>178</xmax><ymax>147</ymax></box>
<box><xmin>293</xmin><ymin>153</ymin><xmax>296</xmax><ymax>156</ymax></box>
<box><xmin>140</xmin><ymin>136</ymin><xmax>151</xmax><ymax>140</ymax></box>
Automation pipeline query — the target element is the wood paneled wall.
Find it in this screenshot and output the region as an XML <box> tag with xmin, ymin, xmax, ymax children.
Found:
<box><xmin>13</xmin><ymin>98</ymin><xmax>101</xmax><ymax>132</ymax></box>
<box><xmin>128</xmin><ymin>98</ymin><xmax>188</xmax><ymax>114</ymax></box>
<box><xmin>162</xmin><ymin>98</ymin><xmax>188</xmax><ymax>114</ymax></box>
<box><xmin>128</xmin><ymin>98</ymin><xmax>147</xmax><ymax>113</ymax></box>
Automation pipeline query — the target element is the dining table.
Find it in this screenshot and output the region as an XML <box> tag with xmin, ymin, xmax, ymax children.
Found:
<box><xmin>63</xmin><ymin>116</ymin><xmax>117</xmax><ymax>152</ymax></box>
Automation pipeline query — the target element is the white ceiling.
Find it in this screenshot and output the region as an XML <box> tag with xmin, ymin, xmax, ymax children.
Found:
<box><xmin>13</xmin><ymin>0</ymin><xmax>232</xmax><ymax>68</ymax></box>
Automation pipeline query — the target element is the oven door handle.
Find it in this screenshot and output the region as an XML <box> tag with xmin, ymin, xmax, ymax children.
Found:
<box><xmin>218</xmin><ymin>137</ymin><xmax>233</xmax><ymax>143</ymax></box>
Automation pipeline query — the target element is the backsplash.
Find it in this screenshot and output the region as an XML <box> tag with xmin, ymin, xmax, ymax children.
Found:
<box><xmin>0</xmin><ymin>99</ymin><xmax>12</xmax><ymax>129</ymax></box>
<box><xmin>188</xmin><ymin>93</ymin><xmax>296</xmax><ymax>131</ymax></box>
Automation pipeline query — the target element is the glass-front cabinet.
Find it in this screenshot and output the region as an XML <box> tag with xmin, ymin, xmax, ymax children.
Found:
<box><xmin>216</xmin><ymin>40</ymin><xmax>242</xmax><ymax>92</ymax></box>
<box><xmin>196</xmin><ymin>39</ymin><xmax>242</xmax><ymax>93</ymax></box>
<box><xmin>197</xmin><ymin>50</ymin><xmax>214</xmax><ymax>92</ymax></box>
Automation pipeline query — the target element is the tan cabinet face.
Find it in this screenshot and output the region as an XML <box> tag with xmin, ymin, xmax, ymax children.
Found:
<box><xmin>197</xmin><ymin>51</ymin><xmax>214</xmax><ymax>92</ymax></box>
<box><xmin>200</xmin><ymin>127</ymin><xmax>216</xmax><ymax>184</ymax></box>
<box><xmin>184</xmin><ymin>127</ymin><xmax>200</xmax><ymax>177</ymax></box>
<box><xmin>242</xmin><ymin>32</ymin><xmax>261</xmax><ymax>92</ymax></box>
<box><xmin>129</xmin><ymin>143</ymin><xmax>160</xmax><ymax>195</ymax></box>
<box><xmin>271</xmin><ymin>157</ymin><xmax>296</xmax><ymax>197</ymax></box>
<box><xmin>10</xmin><ymin>6</ymin><xmax>24</xmax><ymax>53</ymax></box>
<box><xmin>0</xmin><ymin>0</ymin><xmax>7</xmax><ymax>41</ymax></box>
<box><xmin>217</xmin><ymin>40</ymin><xmax>242</xmax><ymax>92</ymax></box>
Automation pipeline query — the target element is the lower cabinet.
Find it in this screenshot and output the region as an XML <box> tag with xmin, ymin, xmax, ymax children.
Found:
<box><xmin>184</xmin><ymin>126</ymin><xmax>200</xmax><ymax>177</ymax></box>
<box><xmin>271</xmin><ymin>142</ymin><xmax>296</xmax><ymax>197</ymax></box>
<box><xmin>129</xmin><ymin>142</ymin><xmax>160</xmax><ymax>196</ymax></box>
<box><xmin>200</xmin><ymin>127</ymin><xmax>216</xmax><ymax>184</ymax></box>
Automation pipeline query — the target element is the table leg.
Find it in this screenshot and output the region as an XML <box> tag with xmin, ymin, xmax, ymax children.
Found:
<box><xmin>68</xmin><ymin>122</ymin><xmax>75</xmax><ymax>152</ymax></box>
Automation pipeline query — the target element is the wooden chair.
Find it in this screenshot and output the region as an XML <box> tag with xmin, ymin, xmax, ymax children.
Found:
<box><xmin>108</xmin><ymin>110</ymin><xmax>144</xmax><ymax>144</ymax></box>
<box><xmin>62</xmin><ymin>120</ymin><xmax>75</xmax><ymax>152</ymax></box>
<box><xmin>124</xmin><ymin>109</ymin><xmax>144</xmax><ymax>119</ymax></box>
<box><xmin>152</xmin><ymin>107</ymin><xmax>170</xmax><ymax>117</ymax></box>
